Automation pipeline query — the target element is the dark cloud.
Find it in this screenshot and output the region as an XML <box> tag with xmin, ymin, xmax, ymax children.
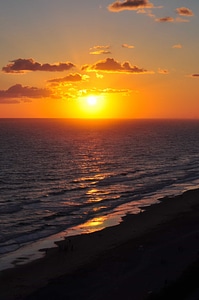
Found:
<box><xmin>176</xmin><ymin>7</ymin><xmax>194</xmax><ymax>16</ymax></box>
<box><xmin>155</xmin><ymin>16</ymin><xmax>174</xmax><ymax>22</ymax></box>
<box><xmin>48</xmin><ymin>73</ymin><xmax>83</xmax><ymax>83</ymax></box>
<box><xmin>192</xmin><ymin>74</ymin><xmax>199</xmax><ymax>78</ymax></box>
<box><xmin>0</xmin><ymin>84</ymin><xmax>52</xmax><ymax>103</ymax></box>
<box><xmin>82</xmin><ymin>57</ymin><xmax>151</xmax><ymax>74</ymax></box>
<box><xmin>108</xmin><ymin>0</ymin><xmax>154</xmax><ymax>12</ymax></box>
<box><xmin>2</xmin><ymin>58</ymin><xmax>75</xmax><ymax>73</ymax></box>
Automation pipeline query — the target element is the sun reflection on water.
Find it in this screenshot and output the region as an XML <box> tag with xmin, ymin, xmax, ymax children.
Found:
<box><xmin>78</xmin><ymin>216</ymin><xmax>107</xmax><ymax>233</ymax></box>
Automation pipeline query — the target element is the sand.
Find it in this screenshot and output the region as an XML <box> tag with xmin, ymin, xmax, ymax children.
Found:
<box><xmin>0</xmin><ymin>188</ymin><xmax>199</xmax><ymax>300</ymax></box>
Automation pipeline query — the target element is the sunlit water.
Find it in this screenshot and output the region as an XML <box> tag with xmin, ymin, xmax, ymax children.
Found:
<box><xmin>1</xmin><ymin>118</ymin><xmax>199</xmax><ymax>270</ymax></box>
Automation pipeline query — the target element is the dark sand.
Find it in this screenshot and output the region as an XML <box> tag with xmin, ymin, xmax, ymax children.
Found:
<box><xmin>1</xmin><ymin>188</ymin><xmax>199</xmax><ymax>300</ymax></box>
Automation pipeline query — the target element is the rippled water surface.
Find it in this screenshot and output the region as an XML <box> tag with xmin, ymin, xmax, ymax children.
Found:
<box><xmin>1</xmin><ymin>118</ymin><xmax>199</xmax><ymax>263</ymax></box>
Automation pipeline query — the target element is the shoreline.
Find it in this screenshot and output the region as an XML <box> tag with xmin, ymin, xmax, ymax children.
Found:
<box><xmin>1</xmin><ymin>188</ymin><xmax>199</xmax><ymax>299</ymax></box>
<box><xmin>0</xmin><ymin>193</ymin><xmax>161</xmax><ymax>272</ymax></box>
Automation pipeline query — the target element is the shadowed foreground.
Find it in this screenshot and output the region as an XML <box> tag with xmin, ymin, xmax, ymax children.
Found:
<box><xmin>1</xmin><ymin>189</ymin><xmax>199</xmax><ymax>300</ymax></box>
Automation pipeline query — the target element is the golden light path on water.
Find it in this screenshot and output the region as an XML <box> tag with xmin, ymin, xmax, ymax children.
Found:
<box><xmin>66</xmin><ymin>197</ymin><xmax>160</xmax><ymax>235</ymax></box>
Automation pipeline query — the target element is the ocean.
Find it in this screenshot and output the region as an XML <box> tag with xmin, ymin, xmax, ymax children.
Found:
<box><xmin>1</xmin><ymin>118</ymin><xmax>199</xmax><ymax>270</ymax></box>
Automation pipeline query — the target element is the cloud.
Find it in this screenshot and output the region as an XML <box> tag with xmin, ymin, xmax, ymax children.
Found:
<box><xmin>176</xmin><ymin>7</ymin><xmax>194</xmax><ymax>16</ymax></box>
<box><xmin>89</xmin><ymin>45</ymin><xmax>111</xmax><ymax>55</ymax></box>
<box><xmin>77</xmin><ymin>87</ymin><xmax>131</xmax><ymax>97</ymax></box>
<box><xmin>122</xmin><ymin>43</ymin><xmax>135</xmax><ymax>49</ymax></box>
<box><xmin>155</xmin><ymin>16</ymin><xmax>188</xmax><ymax>23</ymax></box>
<box><xmin>90</xmin><ymin>50</ymin><xmax>112</xmax><ymax>55</ymax></box>
<box><xmin>155</xmin><ymin>7</ymin><xmax>193</xmax><ymax>23</ymax></box>
<box><xmin>155</xmin><ymin>16</ymin><xmax>174</xmax><ymax>23</ymax></box>
<box><xmin>0</xmin><ymin>84</ymin><xmax>52</xmax><ymax>103</ymax></box>
<box><xmin>172</xmin><ymin>44</ymin><xmax>182</xmax><ymax>49</ymax></box>
<box><xmin>158</xmin><ymin>68</ymin><xmax>169</xmax><ymax>75</ymax></box>
<box><xmin>108</xmin><ymin>0</ymin><xmax>154</xmax><ymax>12</ymax></box>
<box><xmin>175</xmin><ymin>17</ymin><xmax>190</xmax><ymax>23</ymax></box>
<box><xmin>137</xmin><ymin>8</ymin><xmax>155</xmax><ymax>18</ymax></box>
<box><xmin>191</xmin><ymin>74</ymin><xmax>199</xmax><ymax>78</ymax></box>
<box><xmin>48</xmin><ymin>73</ymin><xmax>83</xmax><ymax>83</ymax></box>
<box><xmin>90</xmin><ymin>45</ymin><xmax>110</xmax><ymax>50</ymax></box>
<box><xmin>82</xmin><ymin>57</ymin><xmax>152</xmax><ymax>74</ymax></box>
<box><xmin>96</xmin><ymin>73</ymin><xmax>104</xmax><ymax>79</ymax></box>
<box><xmin>101</xmin><ymin>88</ymin><xmax>131</xmax><ymax>95</ymax></box>
<box><xmin>2</xmin><ymin>58</ymin><xmax>75</xmax><ymax>73</ymax></box>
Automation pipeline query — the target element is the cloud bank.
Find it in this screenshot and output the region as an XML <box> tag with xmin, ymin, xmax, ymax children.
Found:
<box><xmin>2</xmin><ymin>58</ymin><xmax>75</xmax><ymax>73</ymax></box>
<box><xmin>0</xmin><ymin>84</ymin><xmax>52</xmax><ymax>103</ymax></box>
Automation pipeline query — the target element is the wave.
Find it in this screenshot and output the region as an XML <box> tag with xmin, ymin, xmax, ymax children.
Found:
<box><xmin>1</xmin><ymin>119</ymin><xmax>199</xmax><ymax>258</ymax></box>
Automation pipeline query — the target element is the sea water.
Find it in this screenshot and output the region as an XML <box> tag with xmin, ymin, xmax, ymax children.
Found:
<box><xmin>1</xmin><ymin>118</ymin><xmax>199</xmax><ymax>270</ymax></box>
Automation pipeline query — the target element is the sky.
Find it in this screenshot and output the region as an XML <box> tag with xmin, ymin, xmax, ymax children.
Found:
<box><xmin>0</xmin><ymin>0</ymin><xmax>199</xmax><ymax>119</ymax></box>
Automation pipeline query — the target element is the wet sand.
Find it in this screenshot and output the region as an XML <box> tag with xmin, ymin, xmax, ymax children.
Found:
<box><xmin>1</xmin><ymin>188</ymin><xmax>199</xmax><ymax>300</ymax></box>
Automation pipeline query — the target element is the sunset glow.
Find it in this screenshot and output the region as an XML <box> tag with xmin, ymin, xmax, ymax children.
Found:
<box><xmin>0</xmin><ymin>1</ymin><xmax>199</xmax><ymax>119</ymax></box>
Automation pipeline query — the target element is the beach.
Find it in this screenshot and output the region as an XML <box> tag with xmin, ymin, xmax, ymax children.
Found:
<box><xmin>1</xmin><ymin>188</ymin><xmax>199</xmax><ymax>300</ymax></box>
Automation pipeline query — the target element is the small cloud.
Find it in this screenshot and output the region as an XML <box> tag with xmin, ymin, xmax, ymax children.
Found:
<box><xmin>101</xmin><ymin>88</ymin><xmax>131</xmax><ymax>95</ymax></box>
<box><xmin>176</xmin><ymin>7</ymin><xmax>194</xmax><ymax>16</ymax></box>
<box><xmin>2</xmin><ymin>58</ymin><xmax>75</xmax><ymax>73</ymax></box>
<box><xmin>48</xmin><ymin>73</ymin><xmax>83</xmax><ymax>83</ymax></box>
<box><xmin>156</xmin><ymin>7</ymin><xmax>193</xmax><ymax>23</ymax></box>
<box><xmin>96</xmin><ymin>73</ymin><xmax>104</xmax><ymax>79</ymax></box>
<box><xmin>90</xmin><ymin>45</ymin><xmax>110</xmax><ymax>50</ymax></box>
<box><xmin>191</xmin><ymin>74</ymin><xmax>199</xmax><ymax>78</ymax></box>
<box><xmin>155</xmin><ymin>16</ymin><xmax>174</xmax><ymax>22</ymax></box>
<box><xmin>137</xmin><ymin>8</ymin><xmax>155</xmax><ymax>18</ymax></box>
<box><xmin>108</xmin><ymin>0</ymin><xmax>154</xmax><ymax>12</ymax></box>
<box><xmin>89</xmin><ymin>45</ymin><xmax>111</xmax><ymax>55</ymax></box>
<box><xmin>82</xmin><ymin>57</ymin><xmax>153</xmax><ymax>74</ymax></box>
<box><xmin>137</xmin><ymin>8</ymin><xmax>147</xmax><ymax>14</ymax></box>
<box><xmin>172</xmin><ymin>44</ymin><xmax>182</xmax><ymax>49</ymax></box>
<box><xmin>155</xmin><ymin>16</ymin><xmax>188</xmax><ymax>23</ymax></box>
<box><xmin>175</xmin><ymin>17</ymin><xmax>190</xmax><ymax>23</ymax></box>
<box><xmin>90</xmin><ymin>50</ymin><xmax>111</xmax><ymax>55</ymax></box>
<box><xmin>77</xmin><ymin>87</ymin><xmax>131</xmax><ymax>97</ymax></box>
<box><xmin>158</xmin><ymin>68</ymin><xmax>169</xmax><ymax>75</ymax></box>
<box><xmin>0</xmin><ymin>84</ymin><xmax>52</xmax><ymax>103</ymax></box>
<box><xmin>122</xmin><ymin>43</ymin><xmax>135</xmax><ymax>49</ymax></box>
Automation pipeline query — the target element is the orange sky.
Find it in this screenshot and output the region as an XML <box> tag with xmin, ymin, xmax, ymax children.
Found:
<box><xmin>0</xmin><ymin>1</ymin><xmax>199</xmax><ymax>119</ymax></box>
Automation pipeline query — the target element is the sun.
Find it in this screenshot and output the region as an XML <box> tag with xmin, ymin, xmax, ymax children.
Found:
<box><xmin>78</xmin><ymin>94</ymin><xmax>106</xmax><ymax>118</ymax></box>
<box><xmin>87</xmin><ymin>95</ymin><xmax>97</xmax><ymax>106</ymax></box>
